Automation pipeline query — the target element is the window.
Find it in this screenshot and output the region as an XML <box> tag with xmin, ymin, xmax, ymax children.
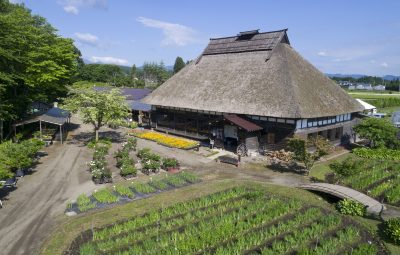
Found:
<box><xmin>339</xmin><ymin>115</ymin><xmax>343</xmax><ymax>121</ymax></box>
<box><xmin>336</xmin><ymin>115</ymin><xmax>340</xmax><ymax>122</ymax></box>
<box><xmin>323</xmin><ymin>119</ymin><xmax>327</xmax><ymax>125</ymax></box>
<box><xmin>277</xmin><ymin>118</ymin><xmax>285</xmax><ymax>123</ymax></box>
<box><xmin>260</xmin><ymin>116</ymin><xmax>267</xmax><ymax>121</ymax></box>
<box><xmin>268</xmin><ymin>117</ymin><xmax>276</xmax><ymax>122</ymax></box>
<box><xmin>302</xmin><ymin>119</ymin><xmax>307</xmax><ymax>128</ymax></box>
<box><xmin>286</xmin><ymin>119</ymin><xmax>295</xmax><ymax>124</ymax></box>
<box><xmin>296</xmin><ymin>120</ymin><xmax>302</xmax><ymax>129</ymax></box>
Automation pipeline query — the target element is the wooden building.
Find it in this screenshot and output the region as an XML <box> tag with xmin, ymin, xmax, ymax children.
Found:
<box><xmin>142</xmin><ymin>29</ymin><xmax>363</xmax><ymax>153</ymax></box>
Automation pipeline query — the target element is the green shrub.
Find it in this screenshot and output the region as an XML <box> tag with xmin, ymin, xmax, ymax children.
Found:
<box><xmin>353</xmin><ymin>147</ymin><xmax>400</xmax><ymax>161</ymax></box>
<box><xmin>80</xmin><ymin>243</ymin><xmax>96</xmax><ymax>255</ymax></box>
<box><xmin>336</xmin><ymin>199</ymin><xmax>366</xmax><ymax>216</ymax></box>
<box><xmin>92</xmin><ymin>189</ymin><xmax>119</xmax><ymax>204</ymax></box>
<box><xmin>137</xmin><ymin>148</ymin><xmax>152</xmax><ymax>159</ymax></box>
<box><xmin>87</xmin><ymin>138</ymin><xmax>112</xmax><ymax>149</ymax></box>
<box><xmin>177</xmin><ymin>172</ymin><xmax>199</xmax><ymax>183</ymax></box>
<box><xmin>149</xmin><ymin>179</ymin><xmax>169</xmax><ymax>190</ymax></box>
<box><xmin>77</xmin><ymin>194</ymin><xmax>97</xmax><ymax>212</ymax></box>
<box><xmin>120</xmin><ymin>164</ymin><xmax>137</xmax><ymax>177</ymax></box>
<box><xmin>115</xmin><ymin>184</ymin><xmax>135</xmax><ymax>198</ymax></box>
<box><xmin>385</xmin><ymin>217</ymin><xmax>400</xmax><ymax>244</ymax></box>
<box><xmin>142</xmin><ymin>160</ymin><xmax>161</xmax><ymax>174</ymax></box>
<box><xmin>130</xmin><ymin>182</ymin><xmax>156</xmax><ymax>194</ymax></box>
<box><xmin>329</xmin><ymin>157</ymin><xmax>363</xmax><ymax>177</ymax></box>
<box><xmin>162</xmin><ymin>157</ymin><xmax>179</xmax><ymax>169</ymax></box>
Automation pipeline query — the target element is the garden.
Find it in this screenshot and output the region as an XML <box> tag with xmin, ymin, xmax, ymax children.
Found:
<box><xmin>66</xmin><ymin>187</ymin><xmax>384</xmax><ymax>255</ymax></box>
<box><xmin>129</xmin><ymin>129</ymin><xmax>199</xmax><ymax>149</ymax></box>
<box><xmin>66</xmin><ymin>171</ymin><xmax>199</xmax><ymax>214</ymax></box>
<box><xmin>0</xmin><ymin>138</ymin><xmax>45</xmax><ymax>181</ymax></box>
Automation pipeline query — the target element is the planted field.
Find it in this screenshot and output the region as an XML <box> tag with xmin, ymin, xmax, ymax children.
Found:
<box><xmin>336</xmin><ymin>160</ymin><xmax>400</xmax><ymax>206</ymax></box>
<box><xmin>68</xmin><ymin>187</ymin><xmax>383</xmax><ymax>255</ymax></box>
<box><xmin>66</xmin><ymin>172</ymin><xmax>200</xmax><ymax>214</ymax></box>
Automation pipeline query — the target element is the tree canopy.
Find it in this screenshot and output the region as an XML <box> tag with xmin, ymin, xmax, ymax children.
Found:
<box><xmin>353</xmin><ymin>117</ymin><xmax>399</xmax><ymax>148</ymax></box>
<box><xmin>0</xmin><ymin>0</ymin><xmax>79</xmax><ymax>122</ymax></box>
<box><xmin>63</xmin><ymin>88</ymin><xmax>130</xmax><ymax>141</ymax></box>
<box><xmin>75</xmin><ymin>63</ymin><xmax>131</xmax><ymax>87</ymax></box>
<box><xmin>173</xmin><ymin>57</ymin><xmax>185</xmax><ymax>74</ymax></box>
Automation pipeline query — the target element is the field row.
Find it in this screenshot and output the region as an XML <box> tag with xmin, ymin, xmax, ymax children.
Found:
<box><xmin>340</xmin><ymin>161</ymin><xmax>400</xmax><ymax>205</ymax></box>
<box><xmin>70</xmin><ymin>188</ymin><xmax>381</xmax><ymax>255</ymax></box>
<box><xmin>67</xmin><ymin>172</ymin><xmax>199</xmax><ymax>214</ymax></box>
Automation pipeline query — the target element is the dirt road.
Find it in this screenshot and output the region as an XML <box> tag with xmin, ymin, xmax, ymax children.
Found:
<box><xmin>0</xmin><ymin>118</ymin><xmax>98</xmax><ymax>255</ymax></box>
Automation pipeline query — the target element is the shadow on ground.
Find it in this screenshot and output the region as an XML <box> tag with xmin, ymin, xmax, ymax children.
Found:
<box><xmin>68</xmin><ymin>130</ymin><xmax>125</xmax><ymax>146</ymax></box>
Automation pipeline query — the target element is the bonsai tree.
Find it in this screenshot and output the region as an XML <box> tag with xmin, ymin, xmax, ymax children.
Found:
<box><xmin>354</xmin><ymin>118</ymin><xmax>399</xmax><ymax>148</ymax></box>
<box><xmin>64</xmin><ymin>88</ymin><xmax>130</xmax><ymax>141</ymax></box>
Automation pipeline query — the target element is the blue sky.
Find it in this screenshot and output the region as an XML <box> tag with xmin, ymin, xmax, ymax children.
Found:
<box><xmin>11</xmin><ymin>0</ymin><xmax>400</xmax><ymax>76</ymax></box>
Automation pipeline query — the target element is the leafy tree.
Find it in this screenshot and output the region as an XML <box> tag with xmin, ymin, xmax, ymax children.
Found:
<box><xmin>287</xmin><ymin>136</ymin><xmax>331</xmax><ymax>172</ymax></box>
<box><xmin>173</xmin><ymin>56</ymin><xmax>185</xmax><ymax>74</ymax></box>
<box><xmin>131</xmin><ymin>64</ymin><xmax>137</xmax><ymax>80</ymax></box>
<box><xmin>353</xmin><ymin>118</ymin><xmax>398</xmax><ymax>148</ymax></box>
<box><xmin>64</xmin><ymin>88</ymin><xmax>130</xmax><ymax>141</ymax></box>
<box><xmin>0</xmin><ymin>0</ymin><xmax>79</xmax><ymax>122</ymax></box>
<box><xmin>142</xmin><ymin>61</ymin><xmax>171</xmax><ymax>87</ymax></box>
<box><xmin>76</xmin><ymin>64</ymin><xmax>130</xmax><ymax>86</ymax></box>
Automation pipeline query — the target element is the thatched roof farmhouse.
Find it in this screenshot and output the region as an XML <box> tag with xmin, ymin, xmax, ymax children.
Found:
<box><xmin>143</xmin><ymin>29</ymin><xmax>363</xmax><ymax>153</ymax></box>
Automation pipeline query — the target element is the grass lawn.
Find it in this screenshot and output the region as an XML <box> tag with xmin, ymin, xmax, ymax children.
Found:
<box><xmin>310</xmin><ymin>153</ymin><xmax>358</xmax><ymax>181</ymax></box>
<box><xmin>41</xmin><ymin>178</ymin><xmax>398</xmax><ymax>255</ymax></box>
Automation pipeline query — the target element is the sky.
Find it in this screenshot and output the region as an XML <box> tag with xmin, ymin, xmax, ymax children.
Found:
<box><xmin>10</xmin><ymin>0</ymin><xmax>400</xmax><ymax>76</ymax></box>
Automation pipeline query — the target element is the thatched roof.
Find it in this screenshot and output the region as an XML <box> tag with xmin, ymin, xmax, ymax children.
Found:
<box><xmin>143</xmin><ymin>29</ymin><xmax>363</xmax><ymax>119</ymax></box>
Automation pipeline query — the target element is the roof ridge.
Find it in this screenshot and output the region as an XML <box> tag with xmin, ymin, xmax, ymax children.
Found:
<box><xmin>209</xmin><ymin>28</ymin><xmax>288</xmax><ymax>40</ymax></box>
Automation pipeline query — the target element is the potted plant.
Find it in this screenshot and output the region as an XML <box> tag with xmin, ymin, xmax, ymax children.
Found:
<box><xmin>120</xmin><ymin>164</ymin><xmax>137</xmax><ymax>179</ymax></box>
<box><xmin>162</xmin><ymin>157</ymin><xmax>180</xmax><ymax>172</ymax></box>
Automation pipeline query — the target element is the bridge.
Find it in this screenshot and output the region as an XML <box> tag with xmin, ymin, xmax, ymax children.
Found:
<box><xmin>299</xmin><ymin>183</ymin><xmax>385</xmax><ymax>215</ymax></box>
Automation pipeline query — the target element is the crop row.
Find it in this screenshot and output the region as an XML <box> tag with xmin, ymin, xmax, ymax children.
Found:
<box><xmin>111</xmin><ymin>198</ymin><xmax>302</xmax><ymax>254</ymax></box>
<box><xmin>93</xmin><ymin>193</ymin><xmax>267</xmax><ymax>247</ymax></box>
<box><xmin>343</xmin><ymin>165</ymin><xmax>392</xmax><ymax>190</ymax></box>
<box><xmin>92</xmin><ymin>187</ymin><xmax>258</xmax><ymax>240</ymax></box>
<box><xmin>76</xmin><ymin>188</ymin><xmax>380</xmax><ymax>255</ymax></box>
<box><xmin>93</xmin><ymin>195</ymin><xmax>280</xmax><ymax>253</ymax></box>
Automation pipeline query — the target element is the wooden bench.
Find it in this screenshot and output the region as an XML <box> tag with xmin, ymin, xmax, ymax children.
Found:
<box><xmin>217</xmin><ymin>156</ymin><xmax>239</xmax><ymax>167</ymax></box>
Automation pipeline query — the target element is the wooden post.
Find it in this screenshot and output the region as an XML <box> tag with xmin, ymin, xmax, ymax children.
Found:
<box><xmin>39</xmin><ymin>120</ymin><xmax>42</xmax><ymax>139</ymax></box>
<box><xmin>60</xmin><ymin>125</ymin><xmax>63</xmax><ymax>144</ymax></box>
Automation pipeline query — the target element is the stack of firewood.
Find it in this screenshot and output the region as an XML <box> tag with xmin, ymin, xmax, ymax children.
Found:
<box><xmin>266</xmin><ymin>150</ymin><xmax>293</xmax><ymax>163</ymax></box>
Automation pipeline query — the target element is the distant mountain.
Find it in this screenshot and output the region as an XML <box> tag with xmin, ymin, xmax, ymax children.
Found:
<box><xmin>326</xmin><ymin>73</ymin><xmax>400</xmax><ymax>81</ymax></box>
<box><xmin>382</xmin><ymin>75</ymin><xmax>400</xmax><ymax>81</ymax></box>
<box><xmin>325</xmin><ymin>73</ymin><xmax>366</xmax><ymax>79</ymax></box>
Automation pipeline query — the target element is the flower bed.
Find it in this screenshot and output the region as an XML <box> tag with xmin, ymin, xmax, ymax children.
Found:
<box><xmin>66</xmin><ymin>172</ymin><xmax>200</xmax><ymax>214</ymax></box>
<box><xmin>130</xmin><ymin>130</ymin><xmax>199</xmax><ymax>149</ymax></box>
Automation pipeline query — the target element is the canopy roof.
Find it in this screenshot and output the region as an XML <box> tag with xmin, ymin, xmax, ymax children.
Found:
<box><xmin>224</xmin><ymin>114</ymin><xmax>263</xmax><ymax>132</ymax></box>
<box><xmin>14</xmin><ymin>107</ymin><xmax>70</xmax><ymax>126</ymax></box>
<box><xmin>355</xmin><ymin>99</ymin><xmax>376</xmax><ymax>111</ymax></box>
<box><xmin>143</xmin><ymin>29</ymin><xmax>363</xmax><ymax>119</ymax></box>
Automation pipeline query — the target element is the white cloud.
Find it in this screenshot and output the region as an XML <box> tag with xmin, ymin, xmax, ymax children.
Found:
<box><xmin>61</xmin><ymin>0</ymin><xmax>107</xmax><ymax>14</ymax></box>
<box><xmin>90</xmin><ymin>56</ymin><xmax>129</xmax><ymax>65</ymax></box>
<box><xmin>74</xmin><ymin>32</ymin><xmax>99</xmax><ymax>46</ymax></box>
<box><xmin>381</xmin><ymin>62</ymin><xmax>388</xmax><ymax>67</ymax></box>
<box><xmin>64</xmin><ymin>5</ymin><xmax>79</xmax><ymax>15</ymax></box>
<box><xmin>137</xmin><ymin>17</ymin><xmax>196</xmax><ymax>46</ymax></box>
<box><xmin>317</xmin><ymin>51</ymin><xmax>327</xmax><ymax>57</ymax></box>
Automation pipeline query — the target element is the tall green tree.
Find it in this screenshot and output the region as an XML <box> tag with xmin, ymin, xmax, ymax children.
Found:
<box><xmin>142</xmin><ymin>61</ymin><xmax>171</xmax><ymax>87</ymax></box>
<box><xmin>64</xmin><ymin>88</ymin><xmax>130</xmax><ymax>141</ymax></box>
<box><xmin>353</xmin><ymin>118</ymin><xmax>399</xmax><ymax>148</ymax></box>
<box><xmin>173</xmin><ymin>56</ymin><xmax>185</xmax><ymax>74</ymax></box>
<box><xmin>131</xmin><ymin>64</ymin><xmax>137</xmax><ymax>81</ymax></box>
<box><xmin>0</xmin><ymin>0</ymin><xmax>78</xmax><ymax>123</ymax></box>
